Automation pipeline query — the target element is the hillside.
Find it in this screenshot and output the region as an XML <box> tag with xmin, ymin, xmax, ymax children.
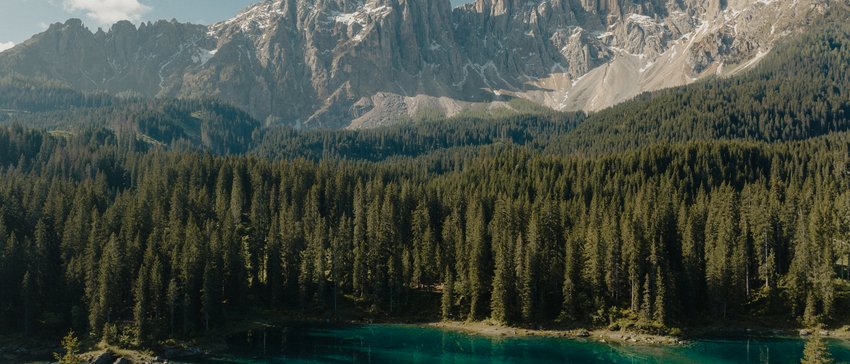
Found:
<box><xmin>0</xmin><ymin>77</ymin><xmax>259</xmax><ymax>154</ymax></box>
<box><xmin>2</xmin><ymin>15</ymin><xmax>850</xmax><ymax>161</ymax></box>
<box><xmin>551</xmin><ymin>15</ymin><xmax>850</xmax><ymax>155</ymax></box>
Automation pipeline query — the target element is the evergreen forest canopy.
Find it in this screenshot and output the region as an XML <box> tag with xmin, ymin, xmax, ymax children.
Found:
<box><xmin>0</xmin><ymin>16</ymin><xmax>850</xmax><ymax>346</ymax></box>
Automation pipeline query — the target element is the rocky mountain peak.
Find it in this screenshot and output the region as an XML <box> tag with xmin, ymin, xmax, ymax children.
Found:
<box><xmin>0</xmin><ymin>0</ymin><xmax>841</xmax><ymax>129</ymax></box>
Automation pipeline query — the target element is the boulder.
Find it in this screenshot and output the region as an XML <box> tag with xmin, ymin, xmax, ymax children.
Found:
<box><xmin>92</xmin><ymin>350</ymin><xmax>116</xmax><ymax>364</ymax></box>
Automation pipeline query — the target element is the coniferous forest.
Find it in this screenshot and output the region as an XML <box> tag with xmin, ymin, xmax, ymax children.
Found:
<box><xmin>0</xmin><ymin>15</ymin><xmax>850</xmax><ymax>350</ymax></box>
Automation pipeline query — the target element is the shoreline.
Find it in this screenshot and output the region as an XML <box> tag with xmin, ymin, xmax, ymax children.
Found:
<box><xmin>8</xmin><ymin>318</ymin><xmax>850</xmax><ymax>363</ymax></box>
<box><xmin>426</xmin><ymin>321</ymin><xmax>850</xmax><ymax>348</ymax></box>
<box><xmin>427</xmin><ymin>321</ymin><xmax>685</xmax><ymax>346</ymax></box>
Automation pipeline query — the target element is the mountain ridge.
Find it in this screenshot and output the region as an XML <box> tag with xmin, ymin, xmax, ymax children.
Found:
<box><xmin>0</xmin><ymin>0</ymin><xmax>840</xmax><ymax>128</ymax></box>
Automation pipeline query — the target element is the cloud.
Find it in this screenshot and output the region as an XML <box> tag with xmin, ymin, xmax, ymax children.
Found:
<box><xmin>63</xmin><ymin>0</ymin><xmax>151</xmax><ymax>24</ymax></box>
<box><xmin>0</xmin><ymin>42</ymin><xmax>14</xmax><ymax>53</ymax></box>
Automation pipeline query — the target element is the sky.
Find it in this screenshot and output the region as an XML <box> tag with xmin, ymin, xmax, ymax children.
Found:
<box><xmin>0</xmin><ymin>0</ymin><xmax>474</xmax><ymax>52</ymax></box>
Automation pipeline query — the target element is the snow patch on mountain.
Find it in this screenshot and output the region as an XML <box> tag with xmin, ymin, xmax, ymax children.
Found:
<box><xmin>332</xmin><ymin>3</ymin><xmax>391</xmax><ymax>26</ymax></box>
<box><xmin>193</xmin><ymin>48</ymin><xmax>218</xmax><ymax>66</ymax></box>
<box><xmin>0</xmin><ymin>0</ymin><xmax>837</xmax><ymax>129</ymax></box>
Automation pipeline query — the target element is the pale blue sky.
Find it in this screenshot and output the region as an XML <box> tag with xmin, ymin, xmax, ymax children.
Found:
<box><xmin>0</xmin><ymin>0</ymin><xmax>474</xmax><ymax>50</ymax></box>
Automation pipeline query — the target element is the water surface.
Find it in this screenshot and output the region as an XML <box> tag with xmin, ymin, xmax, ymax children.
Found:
<box><xmin>182</xmin><ymin>324</ymin><xmax>850</xmax><ymax>363</ymax></box>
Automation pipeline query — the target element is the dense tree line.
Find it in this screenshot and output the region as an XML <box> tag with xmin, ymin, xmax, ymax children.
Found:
<box><xmin>1</xmin><ymin>8</ymin><xmax>850</xmax><ymax>348</ymax></box>
<box><xmin>0</xmin><ymin>125</ymin><xmax>848</xmax><ymax>344</ymax></box>
<box><xmin>0</xmin><ymin>76</ymin><xmax>120</xmax><ymax>112</ymax></box>
<box><xmin>0</xmin><ymin>77</ymin><xmax>259</xmax><ymax>154</ymax></box>
<box><xmin>252</xmin><ymin>113</ymin><xmax>583</xmax><ymax>162</ymax></box>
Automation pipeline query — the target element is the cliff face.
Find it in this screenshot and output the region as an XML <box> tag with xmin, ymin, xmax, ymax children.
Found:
<box><xmin>0</xmin><ymin>19</ymin><xmax>214</xmax><ymax>98</ymax></box>
<box><xmin>0</xmin><ymin>0</ymin><xmax>839</xmax><ymax>128</ymax></box>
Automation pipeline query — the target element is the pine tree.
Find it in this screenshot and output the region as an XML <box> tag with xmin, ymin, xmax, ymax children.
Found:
<box><xmin>166</xmin><ymin>278</ymin><xmax>180</xmax><ymax>337</ymax></box>
<box><xmin>366</xmin><ymin>194</ymin><xmax>385</xmax><ymax>301</ymax></box>
<box><xmin>705</xmin><ymin>187</ymin><xmax>738</xmax><ymax>318</ymax></box>
<box><xmin>490</xmin><ymin>200</ymin><xmax>514</xmax><ymax>324</ymax></box>
<box><xmin>83</xmin><ymin>213</ymin><xmax>106</xmax><ymax>313</ymax></box>
<box><xmin>654</xmin><ymin>267</ymin><xmax>667</xmax><ymax>326</ymax></box>
<box><xmin>520</xmin><ymin>239</ymin><xmax>538</xmax><ymax>323</ymax></box>
<box><xmin>133</xmin><ymin>263</ymin><xmax>150</xmax><ymax>342</ymax></box>
<box><xmin>641</xmin><ymin>273</ymin><xmax>652</xmax><ymax>322</ymax></box>
<box><xmin>804</xmin><ymin>292</ymin><xmax>818</xmax><ymax>326</ymax></box>
<box><xmin>230</xmin><ymin>169</ymin><xmax>245</xmax><ymax>223</ymax></box>
<box><xmin>441</xmin><ymin>268</ymin><xmax>454</xmax><ymax>321</ymax></box>
<box><xmin>561</xmin><ymin>229</ymin><xmax>582</xmax><ymax>322</ymax></box>
<box><xmin>330</xmin><ymin>215</ymin><xmax>352</xmax><ymax>317</ymax></box>
<box><xmin>411</xmin><ymin>200</ymin><xmax>435</xmax><ymax>289</ymax></box>
<box><xmin>352</xmin><ymin>183</ymin><xmax>367</xmax><ymax>299</ymax></box>
<box><xmin>466</xmin><ymin>202</ymin><xmax>489</xmax><ymax>321</ymax></box>
<box><xmin>214</xmin><ymin>165</ymin><xmax>232</xmax><ymax>220</ymax></box>
<box><xmin>53</xmin><ymin>331</ymin><xmax>83</xmax><ymax>364</ymax></box>
<box><xmin>265</xmin><ymin>219</ymin><xmax>283</xmax><ymax>308</ymax></box>
<box><xmin>521</xmin><ymin>220</ymin><xmax>540</xmax><ymax>324</ymax></box>
<box><xmin>278</xmin><ymin>201</ymin><xmax>301</xmax><ymax>307</ymax></box>
<box><xmin>622</xmin><ymin>213</ymin><xmax>644</xmax><ymax>314</ymax></box>
<box><xmin>602</xmin><ymin>213</ymin><xmax>623</xmax><ymax>306</ymax></box>
<box><xmin>583</xmin><ymin>197</ymin><xmax>606</xmax><ymax>309</ymax></box>
<box><xmin>180</xmin><ymin>220</ymin><xmax>204</xmax><ymax>334</ymax></box>
<box><xmin>490</xmin><ymin>247</ymin><xmax>510</xmax><ymax>323</ymax></box>
<box><xmin>681</xmin><ymin>198</ymin><xmax>706</xmax><ymax>315</ymax></box>
<box><xmin>146</xmin><ymin>245</ymin><xmax>165</xmax><ymax>333</ymax></box>
<box><xmin>89</xmin><ymin>234</ymin><xmax>122</xmax><ymax>337</ymax></box>
<box><xmin>443</xmin><ymin>209</ymin><xmax>465</xmax><ymax>315</ymax></box>
<box><xmin>311</xmin><ymin>217</ymin><xmax>328</xmax><ymax>308</ymax></box>
<box><xmin>201</xmin><ymin>260</ymin><xmax>215</xmax><ymax>331</ymax></box>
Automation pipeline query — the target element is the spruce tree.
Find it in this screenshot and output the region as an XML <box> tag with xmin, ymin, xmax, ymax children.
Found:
<box><xmin>133</xmin><ymin>263</ymin><xmax>150</xmax><ymax>342</ymax></box>
<box><xmin>53</xmin><ymin>331</ymin><xmax>83</xmax><ymax>364</ymax></box>
<box><xmin>441</xmin><ymin>268</ymin><xmax>454</xmax><ymax>321</ymax></box>
<box><xmin>466</xmin><ymin>203</ymin><xmax>489</xmax><ymax>321</ymax></box>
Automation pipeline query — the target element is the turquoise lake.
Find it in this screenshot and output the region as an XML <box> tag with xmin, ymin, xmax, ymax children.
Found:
<box><xmin>179</xmin><ymin>324</ymin><xmax>850</xmax><ymax>363</ymax></box>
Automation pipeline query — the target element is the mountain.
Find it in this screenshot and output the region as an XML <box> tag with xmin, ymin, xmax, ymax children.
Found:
<box><xmin>3</xmin><ymin>5</ymin><xmax>850</xmax><ymax>351</ymax></box>
<box><xmin>0</xmin><ymin>0</ymin><xmax>840</xmax><ymax>128</ymax></box>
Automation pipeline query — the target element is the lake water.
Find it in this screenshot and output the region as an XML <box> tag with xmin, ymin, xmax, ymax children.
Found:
<box><xmin>181</xmin><ymin>324</ymin><xmax>850</xmax><ymax>363</ymax></box>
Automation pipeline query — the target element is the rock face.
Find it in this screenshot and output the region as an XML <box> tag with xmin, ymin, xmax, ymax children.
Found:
<box><xmin>0</xmin><ymin>0</ymin><xmax>840</xmax><ymax>128</ymax></box>
<box><xmin>0</xmin><ymin>19</ymin><xmax>213</xmax><ymax>98</ymax></box>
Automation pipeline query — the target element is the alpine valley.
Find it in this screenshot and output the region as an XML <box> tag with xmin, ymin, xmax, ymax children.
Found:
<box><xmin>0</xmin><ymin>0</ymin><xmax>840</xmax><ymax>128</ymax></box>
<box><xmin>4</xmin><ymin>1</ymin><xmax>850</xmax><ymax>363</ymax></box>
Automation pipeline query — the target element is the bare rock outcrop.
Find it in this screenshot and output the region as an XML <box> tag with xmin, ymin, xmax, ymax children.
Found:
<box><xmin>0</xmin><ymin>0</ymin><xmax>840</xmax><ymax>128</ymax></box>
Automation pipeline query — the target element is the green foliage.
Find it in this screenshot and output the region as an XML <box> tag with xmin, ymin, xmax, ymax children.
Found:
<box><xmin>252</xmin><ymin>112</ymin><xmax>582</xmax><ymax>162</ymax></box>
<box><xmin>53</xmin><ymin>331</ymin><xmax>84</xmax><ymax>364</ymax></box>
<box><xmin>0</xmin><ymin>77</ymin><xmax>259</xmax><ymax>154</ymax></box>
<box><xmin>2</xmin><ymin>15</ymin><xmax>850</xmax><ymax>343</ymax></box>
<box><xmin>441</xmin><ymin>268</ymin><xmax>454</xmax><ymax>321</ymax></box>
<box><xmin>0</xmin><ymin>123</ymin><xmax>847</xmax><ymax>337</ymax></box>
